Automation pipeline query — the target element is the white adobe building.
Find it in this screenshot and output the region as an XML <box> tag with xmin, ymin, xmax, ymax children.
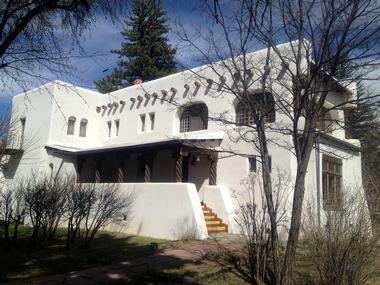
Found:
<box><xmin>1</xmin><ymin>42</ymin><xmax>365</xmax><ymax>240</ymax></box>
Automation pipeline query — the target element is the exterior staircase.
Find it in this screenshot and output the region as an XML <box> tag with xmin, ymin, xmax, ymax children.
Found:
<box><xmin>201</xmin><ymin>202</ymin><xmax>228</xmax><ymax>234</ymax></box>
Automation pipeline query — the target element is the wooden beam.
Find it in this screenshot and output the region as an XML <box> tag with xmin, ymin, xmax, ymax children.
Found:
<box><xmin>209</xmin><ymin>156</ymin><xmax>218</xmax><ymax>186</ymax></box>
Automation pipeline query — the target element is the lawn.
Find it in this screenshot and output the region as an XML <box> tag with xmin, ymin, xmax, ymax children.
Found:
<box><xmin>1</xmin><ymin>215</ymin><xmax>380</xmax><ymax>284</ymax></box>
<box><xmin>0</xmin><ymin>226</ymin><xmax>164</xmax><ymax>282</ymax></box>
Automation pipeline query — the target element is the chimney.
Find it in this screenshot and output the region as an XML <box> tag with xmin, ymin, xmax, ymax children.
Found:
<box><xmin>134</xmin><ymin>78</ymin><xmax>142</xmax><ymax>85</ymax></box>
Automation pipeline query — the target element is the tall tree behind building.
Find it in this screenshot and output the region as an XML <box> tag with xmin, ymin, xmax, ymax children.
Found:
<box><xmin>95</xmin><ymin>0</ymin><xmax>176</xmax><ymax>93</ymax></box>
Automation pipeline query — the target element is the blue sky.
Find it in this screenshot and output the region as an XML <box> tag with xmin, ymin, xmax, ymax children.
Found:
<box><xmin>0</xmin><ymin>1</ymin><xmax>202</xmax><ymax>111</ymax></box>
<box><xmin>0</xmin><ymin>0</ymin><xmax>379</xmax><ymax>112</ymax></box>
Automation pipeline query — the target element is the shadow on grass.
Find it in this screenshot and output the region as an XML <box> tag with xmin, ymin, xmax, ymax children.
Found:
<box><xmin>0</xmin><ymin>227</ymin><xmax>206</xmax><ymax>284</ymax></box>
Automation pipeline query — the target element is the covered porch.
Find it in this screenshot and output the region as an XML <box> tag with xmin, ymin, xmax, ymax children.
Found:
<box><xmin>47</xmin><ymin>138</ymin><xmax>220</xmax><ymax>191</ymax></box>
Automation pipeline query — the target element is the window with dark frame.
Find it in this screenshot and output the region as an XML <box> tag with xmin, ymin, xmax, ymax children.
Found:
<box><xmin>179</xmin><ymin>103</ymin><xmax>208</xmax><ymax>133</ymax></box>
<box><xmin>236</xmin><ymin>92</ymin><xmax>276</xmax><ymax>125</ymax></box>
<box><xmin>322</xmin><ymin>154</ymin><xmax>342</xmax><ymax>210</ymax></box>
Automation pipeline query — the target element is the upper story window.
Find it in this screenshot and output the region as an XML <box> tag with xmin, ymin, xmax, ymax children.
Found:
<box><xmin>149</xmin><ymin>112</ymin><xmax>155</xmax><ymax>131</ymax></box>
<box><xmin>322</xmin><ymin>155</ymin><xmax>342</xmax><ymax>210</ymax></box>
<box><xmin>79</xmin><ymin>119</ymin><xmax>88</xmax><ymax>137</ymax></box>
<box><xmin>236</xmin><ymin>92</ymin><xmax>275</xmax><ymax>125</ymax></box>
<box><xmin>140</xmin><ymin>114</ymin><xmax>146</xmax><ymax>133</ymax></box>
<box><xmin>115</xmin><ymin>119</ymin><xmax>120</xmax><ymax>136</ymax></box>
<box><xmin>67</xmin><ymin>116</ymin><xmax>76</xmax><ymax>135</ymax></box>
<box><xmin>107</xmin><ymin>121</ymin><xmax>111</xmax><ymax>137</ymax></box>
<box><xmin>180</xmin><ymin>103</ymin><xmax>208</xmax><ymax>133</ymax></box>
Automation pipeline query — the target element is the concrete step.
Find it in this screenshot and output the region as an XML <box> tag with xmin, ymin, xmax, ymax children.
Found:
<box><xmin>207</xmin><ymin>226</ymin><xmax>228</xmax><ymax>233</ymax></box>
<box><xmin>202</xmin><ymin>202</ymin><xmax>228</xmax><ymax>234</ymax></box>
<box><xmin>206</xmin><ymin>220</ymin><xmax>222</xmax><ymax>225</ymax></box>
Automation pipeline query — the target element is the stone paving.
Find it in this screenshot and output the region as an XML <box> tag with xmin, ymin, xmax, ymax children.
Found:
<box><xmin>1</xmin><ymin>234</ymin><xmax>245</xmax><ymax>285</ymax></box>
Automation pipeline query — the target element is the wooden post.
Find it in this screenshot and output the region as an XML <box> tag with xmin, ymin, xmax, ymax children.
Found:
<box><xmin>141</xmin><ymin>153</ymin><xmax>154</xmax><ymax>183</ymax></box>
<box><xmin>172</xmin><ymin>147</ymin><xmax>183</xmax><ymax>182</ymax></box>
<box><xmin>144</xmin><ymin>161</ymin><xmax>152</xmax><ymax>182</ymax></box>
<box><xmin>117</xmin><ymin>161</ymin><xmax>124</xmax><ymax>183</ymax></box>
<box><xmin>95</xmin><ymin>159</ymin><xmax>101</xmax><ymax>183</ymax></box>
<box><xmin>209</xmin><ymin>156</ymin><xmax>217</xmax><ymax>186</ymax></box>
<box><xmin>76</xmin><ymin>157</ymin><xmax>84</xmax><ymax>183</ymax></box>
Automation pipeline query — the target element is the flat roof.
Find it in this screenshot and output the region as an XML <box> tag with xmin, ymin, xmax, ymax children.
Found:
<box><xmin>45</xmin><ymin>131</ymin><xmax>224</xmax><ymax>155</ymax></box>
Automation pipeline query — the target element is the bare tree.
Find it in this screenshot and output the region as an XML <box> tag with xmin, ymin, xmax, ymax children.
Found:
<box><xmin>66</xmin><ymin>181</ymin><xmax>95</xmax><ymax>248</ymax></box>
<box><xmin>66</xmin><ymin>182</ymin><xmax>134</xmax><ymax>248</ymax></box>
<box><xmin>81</xmin><ymin>183</ymin><xmax>134</xmax><ymax>247</ymax></box>
<box><xmin>303</xmin><ymin>191</ymin><xmax>376</xmax><ymax>285</ymax></box>
<box><xmin>174</xmin><ymin>0</ymin><xmax>380</xmax><ymax>283</ymax></box>
<box><xmin>23</xmin><ymin>174</ymin><xmax>68</xmax><ymax>244</ymax></box>
<box><xmin>0</xmin><ymin>0</ymin><xmax>126</xmax><ymax>92</ymax></box>
<box><xmin>232</xmin><ymin>170</ymin><xmax>291</xmax><ymax>284</ymax></box>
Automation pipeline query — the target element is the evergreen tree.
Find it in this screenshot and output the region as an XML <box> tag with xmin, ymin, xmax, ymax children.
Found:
<box><xmin>94</xmin><ymin>0</ymin><xmax>176</xmax><ymax>93</ymax></box>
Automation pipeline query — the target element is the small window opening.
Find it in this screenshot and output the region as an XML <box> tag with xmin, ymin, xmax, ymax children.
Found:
<box><xmin>248</xmin><ymin>156</ymin><xmax>271</xmax><ymax>173</ymax></box>
<box><xmin>115</xmin><ymin>120</ymin><xmax>120</xmax><ymax>136</ymax></box>
<box><xmin>107</xmin><ymin>121</ymin><xmax>111</xmax><ymax>137</ymax></box>
<box><xmin>67</xmin><ymin>116</ymin><xmax>76</xmax><ymax>135</ymax></box>
<box><xmin>79</xmin><ymin>119</ymin><xmax>88</xmax><ymax>137</ymax></box>
<box><xmin>249</xmin><ymin>157</ymin><xmax>257</xmax><ymax>172</ymax></box>
<box><xmin>149</xmin><ymin>113</ymin><xmax>155</xmax><ymax>131</ymax></box>
<box><xmin>140</xmin><ymin>114</ymin><xmax>146</xmax><ymax>132</ymax></box>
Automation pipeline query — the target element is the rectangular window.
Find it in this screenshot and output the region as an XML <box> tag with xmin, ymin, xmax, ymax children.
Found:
<box><xmin>149</xmin><ymin>112</ymin><xmax>155</xmax><ymax>131</ymax></box>
<box><xmin>79</xmin><ymin>119</ymin><xmax>87</xmax><ymax>137</ymax></box>
<box><xmin>107</xmin><ymin>121</ymin><xmax>111</xmax><ymax>137</ymax></box>
<box><xmin>322</xmin><ymin>155</ymin><xmax>342</xmax><ymax>210</ymax></box>
<box><xmin>20</xmin><ymin>118</ymin><xmax>26</xmax><ymax>148</ymax></box>
<box><xmin>248</xmin><ymin>156</ymin><xmax>271</xmax><ymax>173</ymax></box>
<box><xmin>115</xmin><ymin>119</ymin><xmax>120</xmax><ymax>136</ymax></box>
<box><xmin>249</xmin><ymin>157</ymin><xmax>257</xmax><ymax>172</ymax></box>
<box><xmin>140</xmin><ymin>114</ymin><xmax>146</xmax><ymax>132</ymax></box>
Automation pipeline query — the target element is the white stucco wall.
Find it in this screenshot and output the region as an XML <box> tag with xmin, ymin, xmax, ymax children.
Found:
<box><xmin>107</xmin><ymin>183</ymin><xmax>208</xmax><ymax>240</ymax></box>
<box><xmin>2</xmin><ymin>41</ymin><xmax>366</xmax><ymax>241</ymax></box>
<box><xmin>199</xmin><ymin>185</ymin><xmax>239</xmax><ymax>233</ymax></box>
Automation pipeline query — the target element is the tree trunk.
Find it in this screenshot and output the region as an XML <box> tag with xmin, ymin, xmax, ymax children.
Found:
<box><xmin>281</xmin><ymin>135</ymin><xmax>315</xmax><ymax>284</ymax></box>
<box><xmin>257</xmin><ymin>124</ymin><xmax>281</xmax><ymax>284</ymax></box>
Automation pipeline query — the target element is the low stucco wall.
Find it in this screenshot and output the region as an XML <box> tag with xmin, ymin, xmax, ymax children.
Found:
<box><xmin>199</xmin><ymin>185</ymin><xmax>239</xmax><ymax>234</ymax></box>
<box><xmin>108</xmin><ymin>183</ymin><xmax>208</xmax><ymax>240</ymax></box>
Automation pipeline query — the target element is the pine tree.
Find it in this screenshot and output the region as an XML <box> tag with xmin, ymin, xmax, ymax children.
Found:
<box><xmin>94</xmin><ymin>0</ymin><xmax>176</xmax><ymax>93</ymax></box>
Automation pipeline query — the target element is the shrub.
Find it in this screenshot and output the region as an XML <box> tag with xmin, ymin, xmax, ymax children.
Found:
<box><xmin>303</xmin><ymin>193</ymin><xmax>376</xmax><ymax>285</ymax></box>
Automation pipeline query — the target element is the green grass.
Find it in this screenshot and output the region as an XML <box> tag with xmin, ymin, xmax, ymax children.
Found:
<box><xmin>1</xmin><ymin>215</ymin><xmax>380</xmax><ymax>284</ymax></box>
<box><xmin>0</xmin><ymin>226</ymin><xmax>164</xmax><ymax>282</ymax></box>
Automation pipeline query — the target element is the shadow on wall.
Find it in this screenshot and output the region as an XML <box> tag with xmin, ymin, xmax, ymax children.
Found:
<box><xmin>2</xmin><ymin>155</ymin><xmax>21</xmax><ymax>179</ymax></box>
<box><xmin>172</xmin><ymin>217</ymin><xmax>202</xmax><ymax>241</ymax></box>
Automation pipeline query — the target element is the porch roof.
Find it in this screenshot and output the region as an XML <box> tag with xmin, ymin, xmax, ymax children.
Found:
<box><xmin>45</xmin><ymin>131</ymin><xmax>224</xmax><ymax>155</ymax></box>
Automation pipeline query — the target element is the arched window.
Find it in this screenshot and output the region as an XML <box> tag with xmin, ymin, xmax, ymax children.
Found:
<box><xmin>180</xmin><ymin>103</ymin><xmax>208</xmax><ymax>133</ymax></box>
<box><xmin>79</xmin><ymin>119</ymin><xmax>88</xmax><ymax>137</ymax></box>
<box><xmin>67</xmin><ymin>116</ymin><xmax>76</xmax><ymax>135</ymax></box>
<box><xmin>236</xmin><ymin>92</ymin><xmax>275</xmax><ymax>125</ymax></box>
